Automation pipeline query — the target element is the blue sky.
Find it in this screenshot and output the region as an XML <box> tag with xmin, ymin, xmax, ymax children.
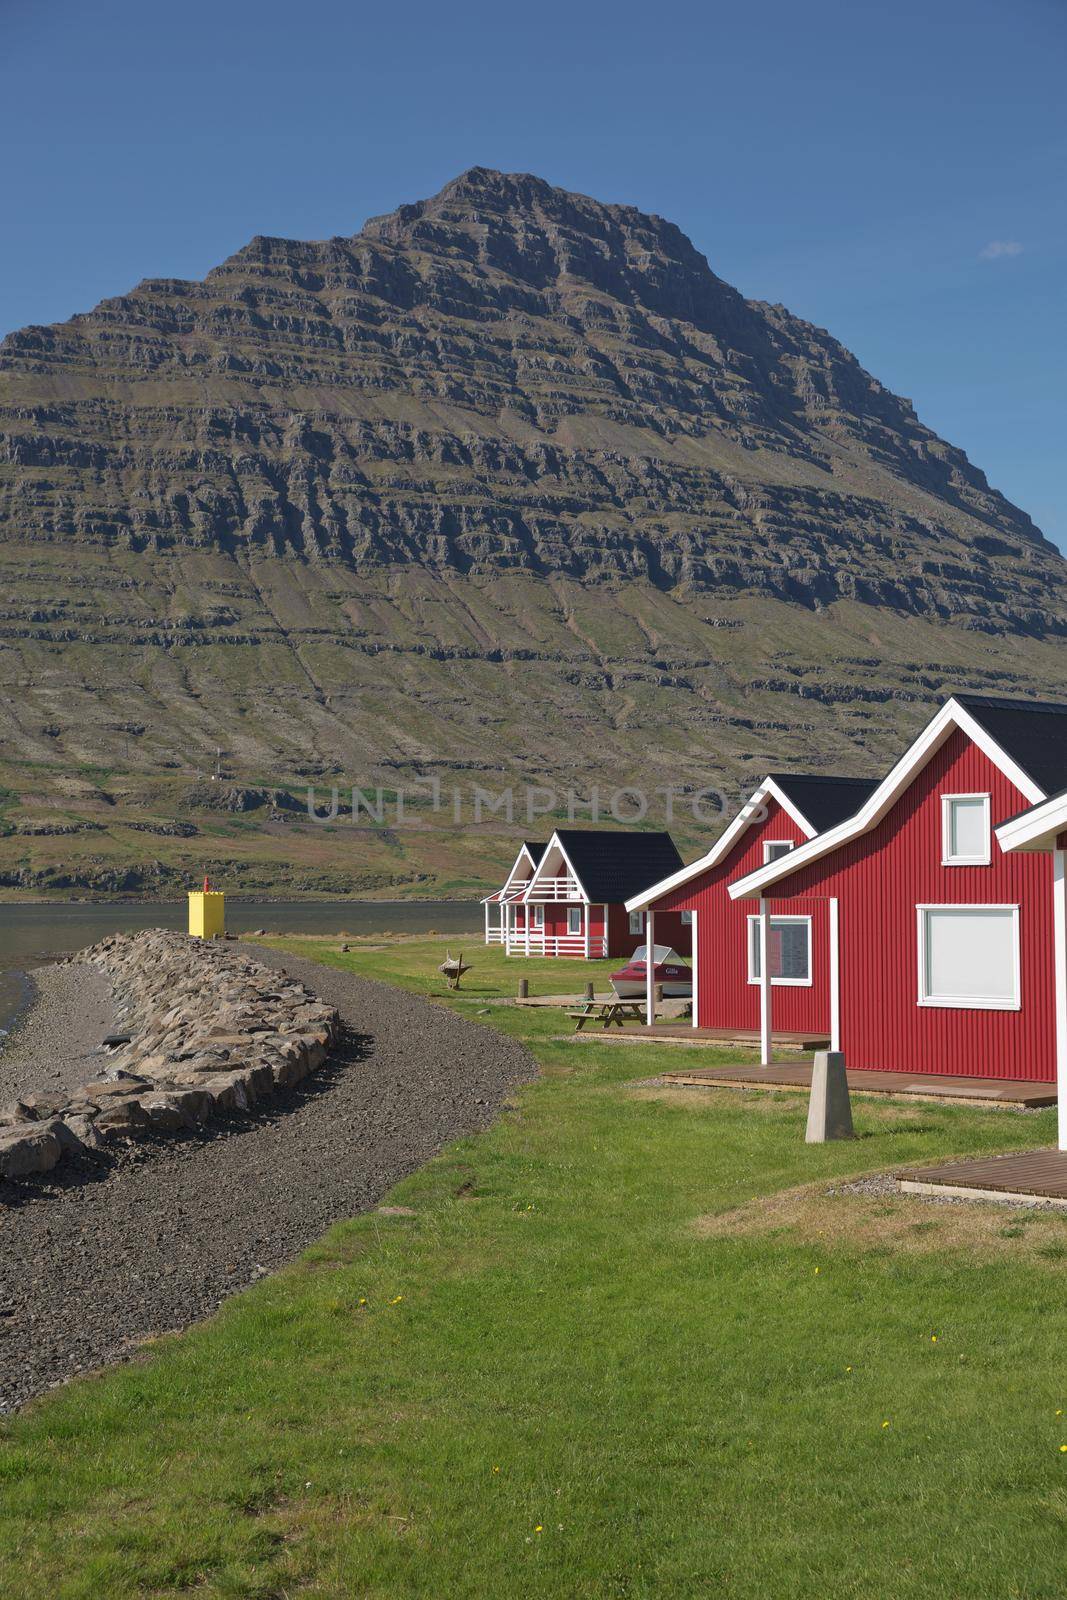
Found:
<box><xmin>3</xmin><ymin>0</ymin><xmax>1064</xmax><ymax>547</ymax></box>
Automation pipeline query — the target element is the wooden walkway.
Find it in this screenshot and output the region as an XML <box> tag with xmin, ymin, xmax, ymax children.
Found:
<box><xmin>900</xmin><ymin>1148</ymin><xmax>1067</xmax><ymax>1204</ymax></box>
<box><xmin>656</xmin><ymin>1061</ymin><xmax>1056</xmax><ymax>1107</ymax></box>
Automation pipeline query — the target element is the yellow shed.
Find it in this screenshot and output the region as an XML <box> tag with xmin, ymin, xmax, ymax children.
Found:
<box><xmin>188</xmin><ymin>889</ymin><xmax>225</xmax><ymax>939</ymax></box>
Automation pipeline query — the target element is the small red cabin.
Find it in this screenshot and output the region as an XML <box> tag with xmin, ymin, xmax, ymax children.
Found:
<box><xmin>483</xmin><ymin>829</ymin><xmax>692</xmax><ymax>960</ymax></box>
<box><xmin>726</xmin><ymin>695</ymin><xmax>1067</xmax><ymax>1095</ymax></box>
<box><xmin>627</xmin><ymin>774</ymin><xmax>877</xmax><ymax>1036</ymax></box>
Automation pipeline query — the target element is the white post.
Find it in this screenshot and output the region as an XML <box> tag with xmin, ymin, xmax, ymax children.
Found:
<box><xmin>602</xmin><ymin>904</ymin><xmax>608</xmax><ymax>958</ymax></box>
<box><xmin>484</xmin><ymin>902</ymin><xmax>490</xmax><ymax>946</ymax></box>
<box><xmin>1054</xmin><ymin>850</ymin><xmax>1067</xmax><ymax>1152</ymax></box>
<box><xmin>645</xmin><ymin>909</ymin><xmax>656</xmax><ymax>1027</ymax></box>
<box><xmin>758</xmin><ymin>898</ymin><xmax>772</xmax><ymax>1067</ymax></box>
<box><xmin>505</xmin><ymin>904</ymin><xmax>511</xmax><ymax>957</ymax></box>
<box><xmin>584</xmin><ymin>904</ymin><xmax>591</xmax><ymax>959</ymax></box>
<box><xmin>828</xmin><ymin>897</ymin><xmax>841</xmax><ymax>1054</ymax></box>
<box><xmin>691</xmin><ymin>911</ymin><xmax>699</xmax><ymax>1028</ymax></box>
<box><xmin>525</xmin><ymin>903</ymin><xmax>530</xmax><ymax>957</ymax></box>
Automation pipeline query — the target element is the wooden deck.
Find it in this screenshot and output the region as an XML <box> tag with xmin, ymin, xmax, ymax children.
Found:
<box><xmin>655</xmin><ymin>1061</ymin><xmax>1056</xmax><ymax>1107</ymax></box>
<box><xmin>899</xmin><ymin>1148</ymin><xmax>1067</xmax><ymax>1204</ymax></box>
<box><xmin>648</xmin><ymin>1025</ymin><xmax>829</xmax><ymax>1052</ymax></box>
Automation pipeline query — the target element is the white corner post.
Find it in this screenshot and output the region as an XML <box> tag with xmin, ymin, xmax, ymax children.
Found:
<box><xmin>828</xmin><ymin>897</ymin><xmax>841</xmax><ymax>1054</ymax></box>
<box><xmin>505</xmin><ymin>905</ymin><xmax>512</xmax><ymax>957</ymax></box>
<box><xmin>584</xmin><ymin>902</ymin><xmax>591</xmax><ymax>959</ymax></box>
<box><xmin>484</xmin><ymin>902</ymin><xmax>490</xmax><ymax>945</ymax></box>
<box><xmin>645</xmin><ymin>909</ymin><xmax>656</xmax><ymax>1027</ymax></box>
<box><xmin>602</xmin><ymin>904</ymin><xmax>608</xmax><ymax>959</ymax></box>
<box><xmin>758</xmin><ymin>898</ymin><xmax>772</xmax><ymax>1067</ymax></box>
<box><xmin>525</xmin><ymin>902</ymin><xmax>531</xmax><ymax>957</ymax></box>
<box><xmin>1054</xmin><ymin>850</ymin><xmax>1067</xmax><ymax>1152</ymax></box>
<box><xmin>691</xmin><ymin>910</ymin><xmax>700</xmax><ymax>1029</ymax></box>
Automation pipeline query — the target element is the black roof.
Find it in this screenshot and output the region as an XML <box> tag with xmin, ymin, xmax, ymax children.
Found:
<box><xmin>553</xmin><ymin>829</ymin><xmax>684</xmax><ymax>904</ymax></box>
<box><xmin>521</xmin><ymin>841</ymin><xmax>546</xmax><ymax>864</ymax></box>
<box><xmin>954</xmin><ymin>694</ymin><xmax>1067</xmax><ymax>799</ymax></box>
<box><xmin>768</xmin><ymin>774</ymin><xmax>880</xmax><ymax>833</ymax></box>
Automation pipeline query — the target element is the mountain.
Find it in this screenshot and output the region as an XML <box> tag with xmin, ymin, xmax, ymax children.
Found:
<box><xmin>0</xmin><ymin>167</ymin><xmax>1063</xmax><ymax>897</ymax></box>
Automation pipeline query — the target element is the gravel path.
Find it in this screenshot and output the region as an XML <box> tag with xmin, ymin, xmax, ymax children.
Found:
<box><xmin>0</xmin><ymin>949</ymin><xmax>535</xmax><ymax>1412</ymax></box>
<box><xmin>0</xmin><ymin>962</ymin><xmax>117</xmax><ymax>1101</ymax></box>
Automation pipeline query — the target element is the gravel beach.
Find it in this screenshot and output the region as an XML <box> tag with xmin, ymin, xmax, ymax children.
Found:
<box><xmin>0</xmin><ymin>962</ymin><xmax>117</xmax><ymax>1101</ymax></box>
<box><xmin>0</xmin><ymin>948</ymin><xmax>536</xmax><ymax>1411</ymax></box>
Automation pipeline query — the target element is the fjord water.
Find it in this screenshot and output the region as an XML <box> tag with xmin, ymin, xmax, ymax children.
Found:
<box><xmin>0</xmin><ymin>900</ymin><xmax>481</xmax><ymax>1034</ymax></box>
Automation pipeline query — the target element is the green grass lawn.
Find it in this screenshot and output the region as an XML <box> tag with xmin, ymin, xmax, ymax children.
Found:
<box><xmin>4</xmin><ymin>938</ymin><xmax>1067</xmax><ymax>1598</ymax></box>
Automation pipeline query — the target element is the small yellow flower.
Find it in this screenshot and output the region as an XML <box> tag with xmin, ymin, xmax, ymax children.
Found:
<box><xmin>1057</xmin><ymin>1410</ymin><xmax>1063</xmax><ymax>1417</ymax></box>
<box><xmin>882</xmin><ymin>1421</ymin><xmax>891</xmax><ymax>1429</ymax></box>
<box><xmin>390</xmin><ymin>1295</ymin><xmax>404</xmax><ymax>1305</ymax></box>
<box><xmin>814</xmin><ymin>1267</ymin><xmax>820</xmax><ymax>1275</ymax></box>
<box><xmin>358</xmin><ymin>1297</ymin><xmax>367</xmax><ymax>1306</ymax></box>
<box><xmin>535</xmin><ymin>1525</ymin><xmax>543</xmax><ymax>1533</ymax></box>
<box><xmin>930</xmin><ymin>1335</ymin><xmax>937</xmax><ymax>1343</ymax></box>
<box><xmin>1060</xmin><ymin>1445</ymin><xmax>1067</xmax><ymax>1453</ymax></box>
<box><xmin>845</xmin><ymin>1366</ymin><xmax>852</xmax><ymax>1373</ymax></box>
<box><xmin>493</xmin><ymin>1466</ymin><xmax>500</xmax><ymax>1474</ymax></box>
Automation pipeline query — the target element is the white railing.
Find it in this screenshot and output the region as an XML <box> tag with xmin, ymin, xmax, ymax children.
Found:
<box><xmin>525</xmin><ymin>876</ymin><xmax>582</xmax><ymax>902</ymax></box>
<box><xmin>485</xmin><ymin>926</ymin><xmax>505</xmax><ymax>944</ymax></box>
<box><xmin>507</xmin><ymin>932</ymin><xmax>607</xmax><ymax>958</ymax></box>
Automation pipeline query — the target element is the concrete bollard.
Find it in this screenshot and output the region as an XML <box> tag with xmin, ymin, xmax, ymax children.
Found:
<box><xmin>584</xmin><ymin>981</ymin><xmax>595</xmax><ymax>1001</ymax></box>
<box><xmin>805</xmin><ymin>1051</ymin><xmax>854</xmax><ymax>1142</ymax></box>
<box><xmin>654</xmin><ymin>983</ymin><xmax>663</xmax><ymax>1005</ymax></box>
<box><xmin>517</xmin><ymin>978</ymin><xmax>529</xmax><ymax>1000</ymax></box>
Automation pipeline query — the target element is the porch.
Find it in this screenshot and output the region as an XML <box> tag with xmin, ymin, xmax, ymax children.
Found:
<box><xmin>898</xmin><ymin>1148</ymin><xmax>1067</xmax><ymax>1203</ymax></box>
<box><xmin>654</xmin><ymin>1060</ymin><xmax>1056</xmax><ymax>1107</ymax></box>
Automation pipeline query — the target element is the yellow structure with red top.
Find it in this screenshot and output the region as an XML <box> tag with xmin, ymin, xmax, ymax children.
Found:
<box><xmin>188</xmin><ymin>876</ymin><xmax>225</xmax><ymax>939</ymax></box>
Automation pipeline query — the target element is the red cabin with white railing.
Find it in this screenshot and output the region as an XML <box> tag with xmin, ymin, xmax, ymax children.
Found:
<box><xmin>483</xmin><ymin>829</ymin><xmax>692</xmax><ymax>960</ymax></box>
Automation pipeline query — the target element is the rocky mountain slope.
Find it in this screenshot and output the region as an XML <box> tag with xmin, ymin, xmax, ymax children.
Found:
<box><xmin>0</xmin><ymin>168</ymin><xmax>1063</xmax><ymax>895</ymax></box>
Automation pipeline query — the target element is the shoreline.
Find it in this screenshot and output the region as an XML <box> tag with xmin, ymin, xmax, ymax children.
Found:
<box><xmin>0</xmin><ymin>961</ymin><xmax>117</xmax><ymax>1103</ymax></box>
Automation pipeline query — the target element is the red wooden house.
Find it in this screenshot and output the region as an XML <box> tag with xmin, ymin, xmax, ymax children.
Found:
<box><xmin>484</xmin><ymin>830</ymin><xmax>692</xmax><ymax>959</ymax></box>
<box><xmin>724</xmin><ymin>695</ymin><xmax>1067</xmax><ymax>1105</ymax></box>
<box><xmin>626</xmin><ymin>774</ymin><xmax>877</xmax><ymax>1034</ymax></box>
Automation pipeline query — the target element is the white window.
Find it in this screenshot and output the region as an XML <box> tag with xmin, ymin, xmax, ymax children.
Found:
<box><xmin>568</xmin><ymin>906</ymin><xmax>583</xmax><ymax>936</ymax></box>
<box><xmin>941</xmin><ymin>794</ymin><xmax>991</xmax><ymax>866</ymax></box>
<box><xmin>532</xmin><ymin>904</ymin><xmax>544</xmax><ymax>928</ymax></box>
<box><xmin>747</xmin><ymin>915</ymin><xmax>812</xmax><ymax>986</ymax></box>
<box><xmin>680</xmin><ymin>910</ymin><xmax>693</xmax><ymax>925</ymax></box>
<box><xmin>763</xmin><ymin>840</ymin><xmax>795</xmax><ymax>865</ymax></box>
<box><xmin>917</xmin><ymin>905</ymin><xmax>1019</xmax><ymax>1010</ymax></box>
<box><xmin>629</xmin><ymin>910</ymin><xmax>645</xmax><ymax>935</ymax></box>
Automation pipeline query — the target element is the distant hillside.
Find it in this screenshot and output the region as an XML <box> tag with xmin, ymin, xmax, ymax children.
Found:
<box><xmin>0</xmin><ymin>167</ymin><xmax>1062</xmax><ymax>897</ymax></box>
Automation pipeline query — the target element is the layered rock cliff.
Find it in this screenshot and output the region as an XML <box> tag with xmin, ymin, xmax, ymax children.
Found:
<box><xmin>0</xmin><ymin>168</ymin><xmax>1062</xmax><ymax>892</ymax></box>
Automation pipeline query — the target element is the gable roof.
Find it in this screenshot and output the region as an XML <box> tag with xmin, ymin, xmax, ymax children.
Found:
<box><xmin>481</xmin><ymin>840</ymin><xmax>546</xmax><ymax>903</ymax></box>
<box><xmin>543</xmin><ymin>830</ymin><xmax>684</xmax><ymax>905</ymax></box>
<box><xmin>953</xmin><ymin>695</ymin><xmax>1067</xmax><ymax>800</ymax></box>
<box><xmin>728</xmin><ymin>693</ymin><xmax>1060</xmax><ymax>902</ymax></box>
<box><xmin>624</xmin><ymin>772</ymin><xmax>878</xmax><ymax>913</ymax></box>
<box><xmin>768</xmin><ymin>774</ymin><xmax>881</xmax><ymax>834</ymax></box>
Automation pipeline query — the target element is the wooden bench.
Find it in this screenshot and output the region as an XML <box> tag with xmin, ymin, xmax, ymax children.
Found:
<box><xmin>565</xmin><ymin>999</ymin><xmax>645</xmax><ymax>1032</ymax></box>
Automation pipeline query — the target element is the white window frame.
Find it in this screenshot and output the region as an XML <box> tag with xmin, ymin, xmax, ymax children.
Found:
<box><xmin>916</xmin><ymin>903</ymin><xmax>1020</xmax><ymax>1011</ymax></box>
<box><xmin>629</xmin><ymin>909</ymin><xmax>645</xmax><ymax>935</ymax></box>
<box><xmin>532</xmin><ymin>904</ymin><xmax>545</xmax><ymax>928</ymax></box>
<box><xmin>940</xmin><ymin>793</ymin><xmax>991</xmax><ymax>867</ymax></box>
<box><xmin>567</xmin><ymin>905</ymin><xmax>583</xmax><ymax>936</ymax></box>
<box><xmin>746</xmin><ymin>914</ymin><xmax>813</xmax><ymax>987</ymax></box>
<box><xmin>762</xmin><ymin>839</ymin><xmax>795</xmax><ymax>865</ymax></box>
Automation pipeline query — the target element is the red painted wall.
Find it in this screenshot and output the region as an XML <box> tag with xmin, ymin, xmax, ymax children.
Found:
<box><xmin>753</xmin><ymin>730</ymin><xmax>1055</xmax><ymax>1081</ymax></box>
<box><xmin>654</xmin><ymin>798</ymin><xmax>829</xmax><ymax>1033</ymax></box>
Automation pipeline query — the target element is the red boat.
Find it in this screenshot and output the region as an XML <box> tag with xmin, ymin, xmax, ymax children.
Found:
<box><xmin>610</xmin><ymin>944</ymin><xmax>692</xmax><ymax>999</ymax></box>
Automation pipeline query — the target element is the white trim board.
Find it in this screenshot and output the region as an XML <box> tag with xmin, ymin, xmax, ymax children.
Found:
<box><xmin>729</xmin><ymin>698</ymin><xmax>1047</xmax><ymax>902</ymax></box>
<box><xmin>998</xmin><ymin>791</ymin><xmax>1067</xmax><ymax>854</ymax></box>
<box><xmin>624</xmin><ymin>777</ymin><xmax>818</xmax><ymax>913</ymax></box>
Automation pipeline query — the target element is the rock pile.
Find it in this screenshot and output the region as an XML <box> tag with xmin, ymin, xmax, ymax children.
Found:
<box><xmin>0</xmin><ymin>931</ymin><xmax>341</xmax><ymax>1181</ymax></box>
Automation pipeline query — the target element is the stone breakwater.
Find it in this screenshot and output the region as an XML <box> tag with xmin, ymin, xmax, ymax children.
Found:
<box><xmin>0</xmin><ymin>931</ymin><xmax>341</xmax><ymax>1181</ymax></box>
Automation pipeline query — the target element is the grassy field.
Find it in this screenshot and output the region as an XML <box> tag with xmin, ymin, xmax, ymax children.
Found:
<box><xmin>3</xmin><ymin>937</ymin><xmax>1067</xmax><ymax>1598</ymax></box>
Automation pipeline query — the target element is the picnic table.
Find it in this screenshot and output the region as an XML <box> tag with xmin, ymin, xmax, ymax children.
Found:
<box><xmin>565</xmin><ymin>998</ymin><xmax>645</xmax><ymax>1032</ymax></box>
